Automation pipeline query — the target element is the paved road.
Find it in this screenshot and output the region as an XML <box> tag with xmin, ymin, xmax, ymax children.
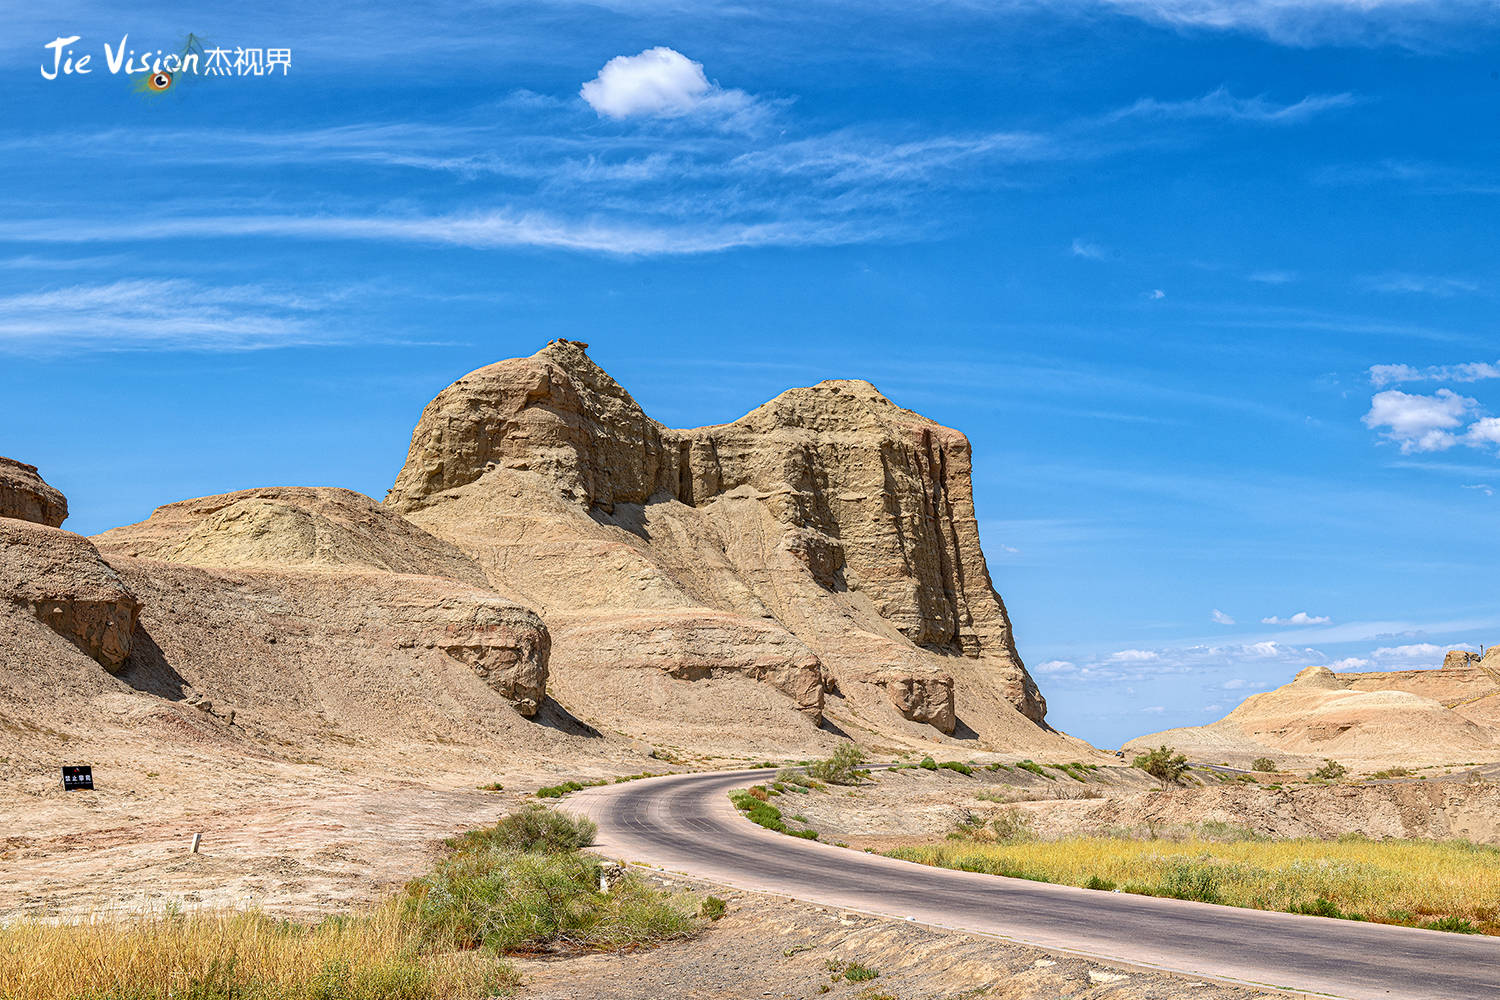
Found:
<box><xmin>566</xmin><ymin>768</ymin><xmax>1500</xmax><ymax>1000</ymax></box>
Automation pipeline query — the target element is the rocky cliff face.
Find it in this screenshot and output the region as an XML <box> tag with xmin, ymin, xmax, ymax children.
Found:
<box><xmin>387</xmin><ymin>340</ymin><xmax>1047</xmax><ymax>742</ymax></box>
<box><xmin>0</xmin><ymin>456</ymin><xmax>68</xmax><ymax>527</ymax></box>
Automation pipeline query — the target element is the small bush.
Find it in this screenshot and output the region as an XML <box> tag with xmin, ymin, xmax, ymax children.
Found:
<box><xmin>1014</xmin><ymin>760</ymin><xmax>1051</xmax><ymax>779</ymax></box>
<box><xmin>843</xmin><ymin>962</ymin><xmax>879</xmax><ymax>982</ymax></box>
<box><xmin>807</xmin><ymin>745</ymin><xmax>868</xmax><ymax>785</ymax></box>
<box><xmin>1422</xmin><ymin>916</ymin><xmax>1480</xmax><ymax>934</ymax></box>
<box><xmin>449</xmin><ymin>805</ymin><xmax>596</xmax><ymax>855</ymax></box>
<box><xmin>1251</xmin><ymin>757</ymin><xmax>1276</xmax><ymax>773</ymax></box>
<box><xmin>1371</xmin><ymin>767</ymin><xmax>1413</xmax><ymax>780</ymax></box>
<box><xmin>1133</xmin><ymin>746</ymin><xmax>1190</xmax><ymax>788</ymax></box>
<box><xmin>938</xmin><ymin>761</ymin><xmax>973</xmax><ymax>776</ymax></box>
<box><xmin>1311</xmin><ymin>759</ymin><xmax>1348</xmax><ymax>781</ymax></box>
<box><xmin>700</xmin><ymin>896</ymin><xmax>727</xmax><ymax>921</ymax></box>
<box><xmin>919</xmin><ymin>756</ymin><xmax>938</xmax><ymax>771</ymax></box>
<box><xmin>1083</xmin><ymin>874</ymin><xmax>1116</xmax><ymax>891</ymax></box>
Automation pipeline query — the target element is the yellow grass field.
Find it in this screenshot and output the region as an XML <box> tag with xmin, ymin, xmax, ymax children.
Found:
<box><xmin>888</xmin><ymin>836</ymin><xmax>1500</xmax><ymax>934</ymax></box>
<box><xmin>0</xmin><ymin>905</ymin><xmax>516</xmax><ymax>1000</ymax></box>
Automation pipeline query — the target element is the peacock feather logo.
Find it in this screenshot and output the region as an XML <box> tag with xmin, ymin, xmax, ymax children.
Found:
<box><xmin>132</xmin><ymin>33</ymin><xmax>204</xmax><ymax>97</ymax></box>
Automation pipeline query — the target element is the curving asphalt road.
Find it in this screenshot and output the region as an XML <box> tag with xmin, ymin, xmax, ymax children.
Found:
<box><xmin>565</xmin><ymin>768</ymin><xmax>1500</xmax><ymax>1000</ymax></box>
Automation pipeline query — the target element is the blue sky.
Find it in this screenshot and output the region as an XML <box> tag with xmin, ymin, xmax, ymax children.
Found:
<box><xmin>4</xmin><ymin>1</ymin><xmax>1499</xmax><ymax>748</ymax></box>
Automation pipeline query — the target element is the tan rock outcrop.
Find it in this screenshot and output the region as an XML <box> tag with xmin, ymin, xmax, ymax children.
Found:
<box><xmin>0</xmin><ymin>456</ymin><xmax>68</xmax><ymax>527</ymax></box>
<box><xmin>94</xmin><ymin>487</ymin><xmax>550</xmax><ymax>718</ymax></box>
<box><xmin>386</xmin><ymin>340</ymin><xmax>1052</xmax><ymax>743</ymax></box>
<box><xmin>1</xmin><ymin>520</ymin><xmax>139</xmax><ymax>671</ymax></box>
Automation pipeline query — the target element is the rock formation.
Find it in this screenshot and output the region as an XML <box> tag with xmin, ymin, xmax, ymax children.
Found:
<box><xmin>0</xmin><ymin>456</ymin><xmax>68</xmax><ymax>527</ymax></box>
<box><xmin>95</xmin><ymin>487</ymin><xmax>551</xmax><ymax>719</ymax></box>
<box><xmin>0</xmin><ymin>462</ymin><xmax>137</xmax><ymax>671</ymax></box>
<box><xmin>1131</xmin><ymin>656</ymin><xmax>1500</xmax><ymax>767</ymax></box>
<box><xmin>1</xmin><ymin>520</ymin><xmax>140</xmax><ymax>672</ymax></box>
<box><xmin>386</xmin><ymin>339</ymin><xmax>1051</xmax><ymax>745</ymax></box>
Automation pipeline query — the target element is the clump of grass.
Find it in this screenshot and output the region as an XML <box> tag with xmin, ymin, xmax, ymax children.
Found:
<box><xmin>1422</xmin><ymin>916</ymin><xmax>1480</xmax><ymax>934</ymax></box>
<box><xmin>1047</xmin><ymin>762</ymin><xmax>1091</xmax><ymax>782</ymax></box>
<box><xmin>843</xmin><ymin>962</ymin><xmax>880</xmax><ymax>982</ymax></box>
<box><xmin>1014</xmin><ymin>760</ymin><xmax>1052</xmax><ymax>780</ymax></box>
<box><xmin>1311</xmin><ymin>759</ymin><xmax>1348</xmax><ymax>782</ymax></box>
<box><xmin>700</xmin><ymin>896</ymin><xmax>727</xmax><ymax>921</ymax></box>
<box><xmin>729</xmin><ymin>788</ymin><xmax>820</xmax><ymax>839</ymax></box>
<box><xmin>1083</xmin><ymin>874</ymin><xmax>1116</xmax><ymax>891</ymax></box>
<box><xmin>406</xmin><ymin>809</ymin><xmax>693</xmax><ymax>955</ymax></box>
<box><xmin>919</xmin><ymin>756</ymin><xmax>938</xmax><ymax>771</ymax></box>
<box><xmin>534</xmin><ymin>778</ymin><xmax>608</xmax><ymax>798</ymax></box>
<box><xmin>938</xmin><ymin>761</ymin><xmax>973</xmax><ymax>775</ymax></box>
<box><xmin>806</xmin><ymin>745</ymin><xmax>868</xmax><ymax>785</ymax></box>
<box><xmin>477</xmin><ymin>782</ymin><xmax>504</xmax><ymax>792</ymax></box>
<box><xmin>1370</xmin><ymin>767</ymin><xmax>1414</xmax><ymax>780</ymax></box>
<box><xmin>990</xmin><ymin>807</ymin><xmax>1034</xmax><ymax>844</ymax></box>
<box><xmin>887</xmin><ymin>835</ymin><xmax>1500</xmax><ymax>934</ymax></box>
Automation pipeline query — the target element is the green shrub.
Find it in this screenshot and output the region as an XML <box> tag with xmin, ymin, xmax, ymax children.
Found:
<box><xmin>405</xmin><ymin>837</ymin><xmax>692</xmax><ymax>954</ymax></box>
<box><xmin>700</xmin><ymin>896</ymin><xmax>727</xmax><ymax>921</ymax></box>
<box><xmin>1155</xmin><ymin>859</ymin><xmax>1221</xmax><ymax>904</ymax></box>
<box><xmin>1133</xmin><ymin>746</ymin><xmax>1190</xmax><ymax>788</ymax></box>
<box><xmin>1311</xmin><ymin>759</ymin><xmax>1348</xmax><ymax>781</ymax></box>
<box><xmin>1371</xmin><ymin>767</ymin><xmax>1413</xmax><ymax>780</ymax></box>
<box><xmin>447</xmin><ymin>805</ymin><xmax>596</xmax><ymax>855</ymax></box>
<box><xmin>807</xmin><ymin>745</ymin><xmax>867</xmax><ymax>785</ymax></box>
<box><xmin>1083</xmin><ymin>874</ymin><xmax>1116</xmax><ymax>891</ymax></box>
<box><xmin>938</xmin><ymin>761</ymin><xmax>973</xmax><ymax>775</ymax></box>
<box><xmin>1251</xmin><ymin>757</ymin><xmax>1276</xmax><ymax>773</ymax></box>
<box><xmin>1288</xmin><ymin>896</ymin><xmax>1364</xmax><ymax>921</ymax></box>
<box><xmin>843</xmin><ymin>962</ymin><xmax>879</xmax><ymax>982</ymax></box>
<box><xmin>919</xmin><ymin>756</ymin><xmax>938</xmax><ymax>771</ymax></box>
<box><xmin>1422</xmin><ymin>916</ymin><xmax>1480</xmax><ymax>934</ymax></box>
<box><xmin>1014</xmin><ymin>760</ymin><xmax>1051</xmax><ymax>779</ymax></box>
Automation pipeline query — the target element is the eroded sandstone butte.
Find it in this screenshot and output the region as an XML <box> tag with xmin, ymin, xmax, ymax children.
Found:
<box><xmin>385</xmin><ymin>339</ymin><xmax>1049</xmax><ymax>746</ymax></box>
<box><xmin>0</xmin><ymin>456</ymin><xmax>68</xmax><ymax>527</ymax></box>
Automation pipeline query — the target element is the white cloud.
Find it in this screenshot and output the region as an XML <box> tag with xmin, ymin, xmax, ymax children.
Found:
<box><xmin>1462</xmin><ymin>483</ymin><xmax>1495</xmax><ymax>496</ymax></box>
<box><xmin>1149</xmin><ymin>288</ymin><xmax>1167</xmax><ymax>300</ymax></box>
<box><xmin>1248</xmin><ymin>269</ymin><xmax>1295</xmax><ymax>284</ymax></box>
<box><xmin>1261</xmin><ymin>611</ymin><xmax>1332</xmax><ymax>625</ymax></box>
<box><xmin>1070</xmin><ymin>238</ymin><xmax>1106</xmax><ymax>259</ymax></box>
<box><xmin>1362</xmin><ymin>388</ymin><xmax>1479</xmax><ymax>453</ymax></box>
<box><xmin>580</xmin><ymin>47</ymin><xmax>755</xmax><ymax>122</ymax></box>
<box><xmin>1362</xmin><ymin>273</ymin><xmax>1480</xmax><ymax>297</ymax></box>
<box><xmin>1107</xmin><ymin>86</ymin><xmax>1356</xmax><ymax>124</ymax></box>
<box><xmin>1035</xmin><ymin>659</ymin><xmax>1078</xmax><ymax>674</ymax></box>
<box><xmin>1109</xmin><ymin>649</ymin><xmax>1160</xmax><ymax>662</ymax></box>
<box><xmin>1140</xmin><ymin>705</ymin><xmax>1167</xmax><ymax>714</ymax></box>
<box><xmin>0</xmin><ymin>279</ymin><xmax>333</xmax><ymax>352</ymax></box>
<box><xmin>1369</xmin><ymin>361</ymin><xmax>1500</xmax><ymax>387</ymax></box>
<box><xmin>1222</xmin><ymin>678</ymin><xmax>1247</xmax><ymax>689</ymax></box>
<box><xmin>1465</xmin><ymin>417</ymin><xmax>1500</xmax><ymax>451</ymax></box>
<box><xmin>1246</xmin><ymin>640</ymin><xmax>1284</xmax><ymax>657</ymax></box>
<box><xmin>1367</xmin><ymin>642</ymin><xmax>1473</xmax><ymax>666</ymax></box>
<box><xmin>1328</xmin><ymin>657</ymin><xmax>1371</xmax><ymax>670</ymax></box>
<box><xmin>1211</xmin><ymin>608</ymin><xmax>1236</xmax><ymax>625</ymax></box>
<box><xmin>1092</xmin><ymin>0</ymin><xmax>1484</xmax><ymax>47</ymax></box>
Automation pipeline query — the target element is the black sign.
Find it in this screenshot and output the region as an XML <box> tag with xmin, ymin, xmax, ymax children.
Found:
<box><xmin>62</xmin><ymin>766</ymin><xmax>93</xmax><ymax>791</ymax></box>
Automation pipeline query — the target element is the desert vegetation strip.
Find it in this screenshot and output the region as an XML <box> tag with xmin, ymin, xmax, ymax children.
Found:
<box><xmin>0</xmin><ymin>807</ymin><xmax>703</xmax><ymax>1000</ymax></box>
<box><xmin>886</xmin><ymin>835</ymin><xmax>1499</xmax><ymax>935</ymax></box>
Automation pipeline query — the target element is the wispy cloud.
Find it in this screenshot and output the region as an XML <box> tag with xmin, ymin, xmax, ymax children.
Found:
<box><xmin>1369</xmin><ymin>361</ymin><xmax>1500</xmax><ymax>387</ymax></box>
<box><xmin>1211</xmin><ymin>608</ymin><xmax>1236</xmax><ymax>625</ymax></box>
<box><xmin>0</xmin><ymin>279</ymin><xmax>337</xmax><ymax>353</ymax></box>
<box><xmin>1362</xmin><ymin>273</ymin><xmax>1481</xmax><ymax>296</ymax></box>
<box><xmin>1106</xmin><ymin>86</ymin><xmax>1357</xmax><ymax>123</ymax></box>
<box><xmin>1092</xmin><ymin>0</ymin><xmax>1493</xmax><ymax>48</ymax></box>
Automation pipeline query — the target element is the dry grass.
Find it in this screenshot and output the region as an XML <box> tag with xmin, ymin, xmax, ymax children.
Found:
<box><xmin>0</xmin><ymin>904</ymin><xmax>516</xmax><ymax>1000</ymax></box>
<box><xmin>889</xmin><ymin>836</ymin><xmax>1500</xmax><ymax>933</ymax></box>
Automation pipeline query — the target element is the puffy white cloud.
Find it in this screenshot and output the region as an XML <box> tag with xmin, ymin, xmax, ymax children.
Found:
<box><xmin>1369</xmin><ymin>642</ymin><xmax>1469</xmax><ymax>663</ymax></box>
<box><xmin>1211</xmin><ymin>608</ymin><xmax>1236</xmax><ymax>625</ymax></box>
<box><xmin>1328</xmin><ymin>657</ymin><xmax>1371</xmax><ymax>670</ymax></box>
<box><xmin>1261</xmin><ymin>611</ymin><xmax>1332</xmax><ymax>625</ymax></box>
<box><xmin>1362</xmin><ymin>388</ymin><xmax>1478</xmax><ymax>453</ymax></box>
<box><xmin>1466</xmin><ymin>417</ymin><xmax>1500</xmax><ymax>451</ymax></box>
<box><xmin>1109</xmin><ymin>649</ymin><xmax>1159</xmax><ymax>662</ymax></box>
<box><xmin>580</xmin><ymin>47</ymin><xmax>754</xmax><ymax>121</ymax></box>
<box><xmin>1149</xmin><ymin>288</ymin><xmax>1166</xmax><ymax>300</ymax></box>
<box><xmin>1369</xmin><ymin>361</ymin><xmax>1500</xmax><ymax>387</ymax></box>
<box><xmin>1035</xmin><ymin>659</ymin><xmax>1078</xmax><ymax>674</ymax></box>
